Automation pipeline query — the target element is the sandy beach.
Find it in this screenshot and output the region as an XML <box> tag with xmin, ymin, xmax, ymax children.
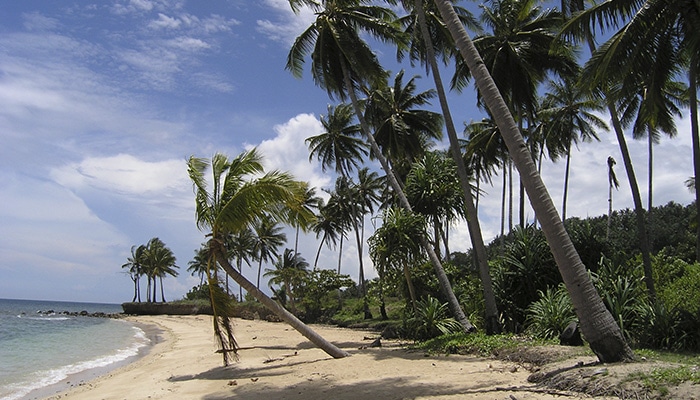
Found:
<box><xmin>40</xmin><ymin>315</ymin><xmax>604</xmax><ymax>400</ymax></box>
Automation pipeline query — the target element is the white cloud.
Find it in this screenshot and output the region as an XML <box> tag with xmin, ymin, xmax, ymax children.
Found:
<box><xmin>50</xmin><ymin>154</ymin><xmax>190</xmax><ymax>199</ymax></box>
<box><xmin>257</xmin><ymin>0</ymin><xmax>317</xmax><ymax>45</ymax></box>
<box><xmin>22</xmin><ymin>12</ymin><xmax>61</xmax><ymax>31</ymax></box>
<box><xmin>255</xmin><ymin>113</ymin><xmax>332</xmax><ymax>191</ymax></box>
<box><xmin>149</xmin><ymin>13</ymin><xmax>182</xmax><ymax>29</ymax></box>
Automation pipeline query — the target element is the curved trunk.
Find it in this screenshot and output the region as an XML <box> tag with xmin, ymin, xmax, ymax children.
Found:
<box><xmin>415</xmin><ymin>0</ymin><xmax>500</xmax><ymax>333</ymax></box>
<box><xmin>434</xmin><ymin>0</ymin><xmax>633</xmax><ymax>362</ymax></box>
<box><xmin>339</xmin><ymin>58</ymin><xmax>475</xmax><ymax>333</ymax></box>
<box><xmin>212</xmin><ymin>243</ymin><xmax>349</xmax><ymax>359</ymax></box>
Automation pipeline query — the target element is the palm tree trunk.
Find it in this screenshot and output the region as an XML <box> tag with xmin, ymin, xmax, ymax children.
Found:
<box><xmin>237</xmin><ymin>257</ymin><xmax>243</xmax><ymax>302</ymax></box>
<box><xmin>689</xmin><ymin>59</ymin><xmax>700</xmax><ymax>261</ymax></box>
<box><xmin>647</xmin><ymin>130</ymin><xmax>654</xmax><ymax>247</ymax></box>
<box><xmin>256</xmin><ymin>259</ymin><xmax>263</xmax><ymax>290</ymax></box>
<box><xmin>434</xmin><ymin>0</ymin><xmax>633</xmax><ymax>362</ymax></box>
<box><xmin>160</xmin><ymin>276</ymin><xmax>166</xmax><ymax>302</ymax></box>
<box><xmin>404</xmin><ymin>263</ymin><xmax>418</xmax><ymax>314</ymax></box>
<box><xmin>415</xmin><ymin>0</ymin><xmax>500</xmax><ymax>333</ymax></box>
<box><xmin>607</xmin><ymin>99</ymin><xmax>656</xmax><ymax>301</ymax></box>
<box><xmin>562</xmin><ymin>143</ymin><xmax>572</xmax><ymax>221</ymax></box>
<box><xmin>340</xmin><ymin>58</ymin><xmax>475</xmax><ymax>333</ymax></box>
<box><xmin>211</xmin><ymin>242</ymin><xmax>349</xmax><ymax>359</ymax></box>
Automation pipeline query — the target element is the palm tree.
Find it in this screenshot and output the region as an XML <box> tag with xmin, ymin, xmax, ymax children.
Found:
<box><xmin>396</xmin><ymin>3</ymin><xmax>500</xmax><ymax>332</ymax></box>
<box><xmin>433</xmin><ymin>0</ymin><xmax>634</xmax><ymax>362</ymax></box>
<box><xmin>187</xmin><ymin>246</ymin><xmax>210</xmax><ymax>287</ymax></box>
<box><xmin>252</xmin><ymin>214</ymin><xmax>287</xmax><ymax>290</ymax></box>
<box><xmin>307</xmin><ymin>103</ymin><xmax>368</xmax><ymax>177</ymax></box>
<box><xmin>311</xmin><ymin>197</ymin><xmax>346</xmax><ymax>269</ymax></box>
<box><xmin>187</xmin><ymin>150</ymin><xmax>348</xmax><ymax>364</ymax></box>
<box><xmin>227</xmin><ymin>228</ymin><xmax>256</xmax><ymax>301</ymax></box>
<box><xmin>363</xmin><ymin>70</ymin><xmax>444</xmax><ymax>181</ymax></box>
<box><xmin>122</xmin><ymin>244</ymin><xmax>147</xmax><ymax>302</ymax></box>
<box><xmin>560</xmin><ymin>0</ymin><xmax>698</xmax><ymax>298</ymax></box>
<box><xmin>538</xmin><ymin>76</ymin><xmax>607</xmax><ymax>221</ymax></box>
<box><xmin>287</xmin><ymin>0</ymin><xmax>475</xmax><ymax>333</ymax></box>
<box><xmin>454</xmin><ymin>0</ymin><xmax>576</xmax><ymax>228</ymax></box>
<box><xmin>264</xmin><ymin>248</ymin><xmax>310</xmax><ymax>313</ymax></box>
<box><xmin>287</xmin><ymin>182</ymin><xmax>322</xmax><ymax>254</ymax></box>
<box><xmin>144</xmin><ymin>237</ymin><xmax>179</xmax><ymax>303</ymax></box>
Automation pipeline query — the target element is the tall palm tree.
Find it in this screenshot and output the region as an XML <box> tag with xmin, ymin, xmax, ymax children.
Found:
<box><xmin>560</xmin><ymin>0</ymin><xmax>699</xmax><ymax>298</ymax></box>
<box><xmin>363</xmin><ymin>70</ymin><xmax>444</xmax><ymax>181</ymax></box>
<box><xmin>307</xmin><ymin>103</ymin><xmax>368</xmax><ymax>178</ymax></box>
<box><xmin>350</xmin><ymin>168</ymin><xmax>383</xmax><ymax>292</ymax></box>
<box><xmin>311</xmin><ymin>197</ymin><xmax>345</xmax><ymax>269</ymax></box>
<box><xmin>144</xmin><ymin>237</ymin><xmax>179</xmax><ymax>303</ymax></box>
<box><xmin>287</xmin><ymin>182</ymin><xmax>322</xmax><ymax>254</ymax></box>
<box><xmin>122</xmin><ymin>244</ymin><xmax>147</xmax><ymax>302</ymax></box>
<box><xmin>433</xmin><ymin>0</ymin><xmax>634</xmax><ymax>362</ymax></box>
<box><xmin>252</xmin><ymin>214</ymin><xmax>287</xmax><ymax>290</ymax></box>
<box><xmin>264</xmin><ymin>248</ymin><xmax>310</xmax><ymax>313</ymax></box>
<box><xmin>187</xmin><ymin>150</ymin><xmax>348</xmax><ymax>364</ymax></box>
<box><xmin>287</xmin><ymin>0</ymin><xmax>475</xmax><ymax>332</ymax></box>
<box><xmin>538</xmin><ymin>76</ymin><xmax>607</xmax><ymax>221</ymax></box>
<box><xmin>187</xmin><ymin>246</ymin><xmax>210</xmax><ymax>287</ymax></box>
<box><xmin>227</xmin><ymin>228</ymin><xmax>256</xmax><ymax>301</ymax></box>
<box><xmin>454</xmin><ymin>0</ymin><xmax>577</xmax><ymax>228</ymax></box>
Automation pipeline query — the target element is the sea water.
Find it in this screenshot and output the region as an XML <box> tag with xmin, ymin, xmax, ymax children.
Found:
<box><xmin>0</xmin><ymin>298</ymin><xmax>150</xmax><ymax>400</ymax></box>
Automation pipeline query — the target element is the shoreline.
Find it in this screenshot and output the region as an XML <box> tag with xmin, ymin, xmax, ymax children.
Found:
<box><xmin>20</xmin><ymin>318</ymin><xmax>165</xmax><ymax>400</ymax></box>
<box><xmin>34</xmin><ymin>315</ymin><xmax>596</xmax><ymax>400</ymax></box>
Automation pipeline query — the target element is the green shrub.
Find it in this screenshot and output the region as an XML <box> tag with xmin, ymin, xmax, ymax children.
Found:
<box><xmin>525</xmin><ymin>284</ymin><xmax>576</xmax><ymax>340</ymax></box>
<box><xmin>406</xmin><ymin>296</ymin><xmax>463</xmax><ymax>340</ymax></box>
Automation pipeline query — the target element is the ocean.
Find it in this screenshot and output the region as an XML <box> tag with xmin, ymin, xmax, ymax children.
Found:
<box><xmin>0</xmin><ymin>298</ymin><xmax>151</xmax><ymax>400</ymax></box>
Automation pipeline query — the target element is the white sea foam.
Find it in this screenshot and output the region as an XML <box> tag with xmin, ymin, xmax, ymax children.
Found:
<box><xmin>0</xmin><ymin>325</ymin><xmax>149</xmax><ymax>400</ymax></box>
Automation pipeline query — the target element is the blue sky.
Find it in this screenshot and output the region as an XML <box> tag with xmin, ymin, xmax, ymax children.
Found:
<box><xmin>0</xmin><ymin>0</ymin><xmax>694</xmax><ymax>304</ymax></box>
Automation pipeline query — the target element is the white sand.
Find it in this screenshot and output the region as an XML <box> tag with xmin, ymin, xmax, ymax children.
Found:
<box><xmin>43</xmin><ymin>315</ymin><xmax>601</xmax><ymax>399</ymax></box>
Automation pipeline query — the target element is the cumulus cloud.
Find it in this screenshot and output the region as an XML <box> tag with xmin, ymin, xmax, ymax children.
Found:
<box><xmin>255</xmin><ymin>113</ymin><xmax>332</xmax><ymax>192</ymax></box>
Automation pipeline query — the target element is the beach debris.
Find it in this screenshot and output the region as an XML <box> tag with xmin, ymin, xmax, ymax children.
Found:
<box><xmin>251</xmin><ymin>378</ymin><xmax>259</xmax><ymax>382</ymax></box>
<box><xmin>227</xmin><ymin>380</ymin><xmax>238</xmax><ymax>386</ymax></box>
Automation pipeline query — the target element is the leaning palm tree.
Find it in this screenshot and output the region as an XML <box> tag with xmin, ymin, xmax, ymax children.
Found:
<box><xmin>401</xmin><ymin>0</ymin><xmax>502</xmax><ymax>333</ymax></box>
<box><xmin>187</xmin><ymin>150</ymin><xmax>349</xmax><ymax>365</ymax></box>
<box><xmin>433</xmin><ymin>0</ymin><xmax>634</xmax><ymax>362</ymax></box>
<box><xmin>122</xmin><ymin>244</ymin><xmax>147</xmax><ymax>302</ymax></box>
<box><xmin>287</xmin><ymin>0</ymin><xmax>475</xmax><ymax>333</ymax></box>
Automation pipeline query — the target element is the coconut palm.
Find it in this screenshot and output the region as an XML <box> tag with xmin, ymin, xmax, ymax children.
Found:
<box><xmin>187</xmin><ymin>246</ymin><xmax>210</xmax><ymax>287</ymax></box>
<box><xmin>561</xmin><ymin>0</ymin><xmax>698</xmax><ymax>296</ymax></box>
<box><xmin>252</xmin><ymin>214</ymin><xmax>287</xmax><ymax>290</ymax></box>
<box><xmin>287</xmin><ymin>0</ymin><xmax>475</xmax><ymax>332</ymax></box>
<box><xmin>187</xmin><ymin>150</ymin><xmax>349</xmax><ymax>364</ymax></box>
<box><xmin>264</xmin><ymin>248</ymin><xmax>310</xmax><ymax>313</ymax></box>
<box><xmin>454</xmin><ymin>0</ymin><xmax>576</xmax><ymax>228</ymax></box>
<box><xmin>307</xmin><ymin>102</ymin><xmax>368</xmax><ymax>178</ymax></box>
<box><xmin>143</xmin><ymin>237</ymin><xmax>179</xmax><ymax>303</ymax></box>
<box><xmin>311</xmin><ymin>197</ymin><xmax>346</xmax><ymax>269</ymax></box>
<box><xmin>227</xmin><ymin>228</ymin><xmax>256</xmax><ymax>301</ymax></box>
<box><xmin>433</xmin><ymin>0</ymin><xmax>634</xmax><ymax>362</ymax></box>
<box><xmin>538</xmin><ymin>76</ymin><xmax>607</xmax><ymax>221</ymax></box>
<box><xmin>122</xmin><ymin>244</ymin><xmax>147</xmax><ymax>302</ymax></box>
<box><xmin>363</xmin><ymin>70</ymin><xmax>444</xmax><ymax>181</ymax></box>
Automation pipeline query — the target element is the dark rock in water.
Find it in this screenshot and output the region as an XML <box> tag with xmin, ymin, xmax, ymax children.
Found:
<box><xmin>80</xmin><ymin>310</ymin><xmax>89</xmax><ymax>316</ymax></box>
<box><xmin>560</xmin><ymin>321</ymin><xmax>583</xmax><ymax>346</ymax></box>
